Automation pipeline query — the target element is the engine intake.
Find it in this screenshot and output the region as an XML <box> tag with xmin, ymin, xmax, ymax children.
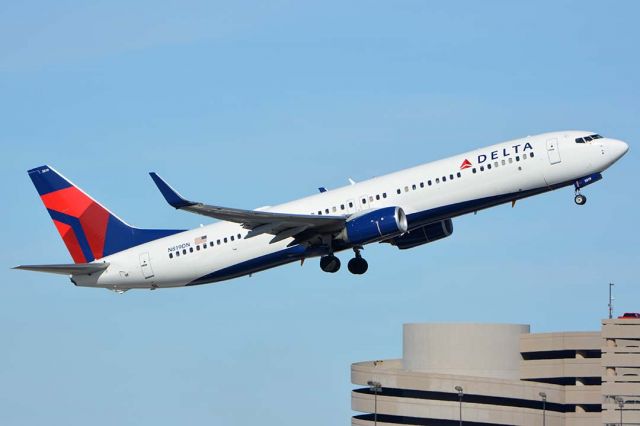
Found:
<box><xmin>389</xmin><ymin>219</ymin><xmax>453</xmax><ymax>249</ymax></box>
<box><xmin>339</xmin><ymin>207</ymin><xmax>408</xmax><ymax>245</ymax></box>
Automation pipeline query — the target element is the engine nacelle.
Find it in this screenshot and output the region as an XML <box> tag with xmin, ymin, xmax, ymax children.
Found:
<box><xmin>389</xmin><ymin>219</ymin><xmax>453</xmax><ymax>249</ymax></box>
<box><xmin>339</xmin><ymin>207</ymin><xmax>408</xmax><ymax>245</ymax></box>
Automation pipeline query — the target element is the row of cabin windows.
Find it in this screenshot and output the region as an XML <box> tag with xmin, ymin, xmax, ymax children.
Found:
<box><xmin>471</xmin><ymin>152</ymin><xmax>534</xmax><ymax>174</ymax></box>
<box><xmin>312</xmin><ymin>151</ymin><xmax>535</xmax><ymax>216</ymax></box>
<box><xmin>168</xmin><ymin>233</ymin><xmax>243</xmax><ymax>259</ymax></box>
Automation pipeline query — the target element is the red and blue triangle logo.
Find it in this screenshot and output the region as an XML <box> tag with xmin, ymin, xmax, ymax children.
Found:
<box><xmin>460</xmin><ymin>159</ymin><xmax>472</xmax><ymax>170</ymax></box>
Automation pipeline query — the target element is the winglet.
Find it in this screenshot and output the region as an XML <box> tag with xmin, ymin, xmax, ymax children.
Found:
<box><xmin>149</xmin><ymin>172</ymin><xmax>195</xmax><ymax>209</ymax></box>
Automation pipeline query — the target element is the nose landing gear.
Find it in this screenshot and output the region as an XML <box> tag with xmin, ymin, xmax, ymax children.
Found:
<box><xmin>347</xmin><ymin>247</ymin><xmax>368</xmax><ymax>275</ymax></box>
<box><xmin>574</xmin><ymin>192</ymin><xmax>587</xmax><ymax>205</ymax></box>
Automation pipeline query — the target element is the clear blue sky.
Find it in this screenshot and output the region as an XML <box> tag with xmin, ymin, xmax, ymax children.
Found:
<box><xmin>1</xmin><ymin>1</ymin><xmax>638</xmax><ymax>425</ymax></box>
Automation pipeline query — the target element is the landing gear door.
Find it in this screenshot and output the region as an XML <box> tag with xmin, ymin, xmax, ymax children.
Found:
<box><xmin>546</xmin><ymin>138</ymin><xmax>561</xmax><ymax>165</ymax></box>
<box><xmin>139</xmin><ymin>252</ymin><xmax>154</xmax><ymax>279</ymax></box>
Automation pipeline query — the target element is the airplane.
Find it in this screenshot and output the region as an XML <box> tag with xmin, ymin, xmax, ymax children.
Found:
<box><xmin>14</xmin><ymin>130</ymin><xmax>628</xmax><ymax>292</ymax></box>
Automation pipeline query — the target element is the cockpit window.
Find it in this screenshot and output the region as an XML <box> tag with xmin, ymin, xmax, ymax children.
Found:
<box><xmin>575</xmin><ymin>134</ymin><xmax>603</xmax><ymax>143</ymax></box>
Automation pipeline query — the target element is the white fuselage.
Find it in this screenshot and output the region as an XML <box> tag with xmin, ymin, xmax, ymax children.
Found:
<box><xmin>72</xmin><ymin>131</ymin><xmax>628</xmax><ymax>291</ymax></box>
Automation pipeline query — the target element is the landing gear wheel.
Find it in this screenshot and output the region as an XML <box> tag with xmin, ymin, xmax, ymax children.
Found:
<box><xmin>320</xmin><ymin>255</ymin><xmax>341</xmax><ymax>273</ymax></box>
<box><xmin>574</xmin><ymin>194</ymin><xmax>587</xmax><ymax>205</ymax></box>
<box><xmin>348</xmin><ymin>257</ymin><xmax>368</xmax><ymax>275</ymax></box>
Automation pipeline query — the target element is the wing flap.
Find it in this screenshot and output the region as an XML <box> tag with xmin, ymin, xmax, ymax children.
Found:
<box><xmin>13</xmin><ymin>262</ymin><xmax>109</xmax><ymax>275</ymax></box>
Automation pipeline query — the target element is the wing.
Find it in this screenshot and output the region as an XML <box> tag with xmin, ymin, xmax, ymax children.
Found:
<box><xmin>13</xmin><ymin>262</ymin><xmax>109</xmax><ymax>275</ymax></box>
<box><xmin>149</xmin><ymin>173</ymin><xmax>346</xmax><ymax>244</ymax></box>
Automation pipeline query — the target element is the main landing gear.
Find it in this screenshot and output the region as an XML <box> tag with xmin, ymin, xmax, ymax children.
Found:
<box><xmin>319</xmin><ymin>247</ymin><xmax>368</xmax><ymax>275</ymax></box>
<box><xmin>347</xmin><ymin>247</ymin><xmax>368</xmax><ymax>275</ymax></box>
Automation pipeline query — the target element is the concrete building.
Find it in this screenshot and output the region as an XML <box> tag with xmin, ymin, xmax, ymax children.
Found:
<box><xmin>352</xmin><ymin>318</ymin><xmax>640</xmax><ymax>425</ymax></box>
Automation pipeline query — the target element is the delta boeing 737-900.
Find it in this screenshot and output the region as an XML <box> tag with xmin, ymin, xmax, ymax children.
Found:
<box><xmin>14</xmin><ymin>131</ymin><xmax>628</xmax><ymax>292</ymax></box>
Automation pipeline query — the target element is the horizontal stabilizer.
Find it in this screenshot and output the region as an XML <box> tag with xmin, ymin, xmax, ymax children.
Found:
<box><xmin>13</xmin><ymin>262</ymin><xmax>109</xmax><ymax>276</ymax></box>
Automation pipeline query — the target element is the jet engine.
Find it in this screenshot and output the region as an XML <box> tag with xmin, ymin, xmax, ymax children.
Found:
<box><xmin>388</xmin><ymin>219</ymin><xmax>453</xmax><ymax>249</ymax></box>
<box><xmin>338</xmin><ymin>207</ymin><xmax>408</xmax><ymax>245</ymax></box>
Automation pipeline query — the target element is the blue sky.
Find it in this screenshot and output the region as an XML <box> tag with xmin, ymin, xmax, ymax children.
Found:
<box><xmin>1</xmin><ymin>1</ymin><xmax>638</xmax><ymax>425</ymax></box>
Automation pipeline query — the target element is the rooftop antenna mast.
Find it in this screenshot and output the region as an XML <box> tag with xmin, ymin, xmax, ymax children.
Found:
<box><xmin>608</xmin><ymin>282</ymin><xmax>615</xmax><ymax>319</ymax></box>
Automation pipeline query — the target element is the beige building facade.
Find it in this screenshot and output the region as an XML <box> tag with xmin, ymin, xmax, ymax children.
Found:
<box><xmin>352</xmin><ymin>319</ymin><xmax>640</xmax><ymax>425</ymax></box>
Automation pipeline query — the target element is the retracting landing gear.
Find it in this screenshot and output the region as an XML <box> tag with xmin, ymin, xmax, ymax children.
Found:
<box><xmin>347</xmin><ymin>247</ymin><xmax>368</xmax><ymax>275</ymax></box>
<box><xmin>320</xmin><ymin>255</ymin><xmax>341</xmax><ymax>273</ymax></box>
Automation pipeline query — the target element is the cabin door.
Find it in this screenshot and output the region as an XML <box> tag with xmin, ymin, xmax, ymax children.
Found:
<box><xmin>546</xmin><ymin>138</ymin><xmax>561</xmax><ymax>165</ymax></box>
<box><xmin>139</xmin><ymin>252</ymin><xmax>154</xmax><ymax>279</ymax></box>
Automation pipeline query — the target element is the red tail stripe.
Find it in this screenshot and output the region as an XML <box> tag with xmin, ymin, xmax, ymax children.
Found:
<box><xmin>53</xmin><ymin>220</ymin><xmax>86</xmax><ymax>263</ymax></box>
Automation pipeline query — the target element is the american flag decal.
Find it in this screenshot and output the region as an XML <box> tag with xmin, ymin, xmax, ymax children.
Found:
<box><xmin>195</xmin><ymin>235</ymin><xmax>207</xmax><ymax>245</ymax></box>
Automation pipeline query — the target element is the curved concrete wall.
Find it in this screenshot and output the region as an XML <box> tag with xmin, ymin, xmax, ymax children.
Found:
<box><xmin>403</xmin><ymin>323</ymin><xmax>530</xmax><ymax>380</ymax></box>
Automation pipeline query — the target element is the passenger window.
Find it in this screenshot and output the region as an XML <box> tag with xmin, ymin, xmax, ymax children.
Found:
<box><xmin>501</xmin><ymin>159</ymin><xmax>506</xmax><ymax>166</ymax></box>
<box><xmin>210</xmin><ymin>241</ymin><xmax>214</xmax><ymax>247</ymax></box>
<box><xmin>530</xmin><ymin>152</ymin><xmax>535</xmax><ymax>158</ymax></box>
<box><xmin>325</xmin><ymin>208</ymin><xmax>330</xmax><ymax>214</ymax></box>
<box><xmin>203</xmin><ymin>243</ymin><xmax>207</xmax><ymax>249</ymax></box>
<box><xmin>494</xmin><ymin>162</ymin><xmax>498</xmax><ymax>168</ymax></box>
<box><xmin>523</xmin><ymin>154</ymin><xmax>527</xmax><ymax>160</ymax></box>
<box><xmin>176</xmin><ymin>251</ymin><xmax>180</xmax><ymax>257</ymax></box>
<box><xmin>237</xmin><ymin>233</ymin><xmax>241</xmax><ymax>239</ymax></box>
<box><xmin>332</xmin><ymin>206</ymin><xmax>337</xmax><ymax>212</ymax></box>
<box><xmin>217</xmin><ymin>239</ymin><xmax>221</xmax><ymax>245</ymax></box>
<box><xmin>169</xmin><ymin>253</ymin><xmax>173</xmax><ymax>259</ymax></box>
<box><xmin>375</xmin><ymin>194</ymin><xmax>380</xmax><ymax>200</ymax></box>
<box><xmin>318</xmin><ymin>210</ymin><xmax>322</xmax><ymax>215</ymax></box>
<box><xmin>382</xmin><ymin>193</ymin><xmax>387</xmax><ymax>198</ymax></box>
<box><xmin>456</xmin><ymin>172</ymin><xmax>461</xmax><ymax>178</ymax></box>
<box><xmin>341</xmin><ymin>204</ymin><xmax>345</xmax><ymax>210</ymax></box>
<box><xmin>428</xmin><ymin>180</ymin><xmax>432</xmax><ymax>186</ymax></box>
<box><xmin>349</xmin><ymin>202</ymin><xmax>354</xmax><ymax>208</ymax></box>
<box><xmin>182</xmin><ymin>249</ymin><xmax>187</xmax><ymax>255</ymax></box>
<box><xmin>472</xmin><ymin>168</ymin><xmax>477</xmax><ymax>174</ymax></box>
<box><xmin>396</xmin><ymin>189</ymin><xmax>401</xmax><ymax>194</ymax></box>
<box><xmin>362</xmin><ymin>198</ymin><xmax>366</xmax><ymax>204</ymax></box>
<box><xmin>487</xmin><ymin>164</ymin><xmax>492</xmax><ymax>170</ymax></box>
<box><xmin>412</xmin><ymin>184</ymin><xmax>416</xmax><ymax>190</ymax></box>
<box><xmin>196</xmin><ymin>245</ymin><xmax>200</xmax><ymax>251</ymax></box>
<box><xmin>420</xmin><ymin>182</ymin><xmax>424</xmax><ymax>188</ymax></box>
<box><xmin>224</xmin><ymin>237</ymin><xmax>228</xmax><ymax>243</ymax></box>
<box><xmin>368</xmin><ymin>196</ymin><xmax>374</xmax><ymax>202</ymax></box>
<box><xmin>436</xmin><ymin>178</ymin><xmax>440</xmax><ymax>183</ymax></box>
<box><xmin>404</xmin><ymin>186</ymin><xmax>409</xmax><ymax>192</ymax></box>
<box><xmin>480</xmin><ymin>166</ymin><xmax>485</xmax><ymax>171</ymax></box>
<box><xmin>442</xmin><ymin>176</ymin><xmax>446</xmax><ymax>182</ymax></box>
<box><xmin>508</xmin><ymin>158</ymin><xmax>513</xmax><ymax>164</ymax></box>
<box><xmin>449</xmin><ymin>174</ymin><xmax>454</xmax><ymax>180</ymax></box>
<box><xmin>189</xmin><ymin>247</ymin><xmax>194</xmax><ymax>253</ymax></box>
<box><xmin>516</xmin><ymin>156</ymin><xmax>520</xmax><ymax>161</ymax></box>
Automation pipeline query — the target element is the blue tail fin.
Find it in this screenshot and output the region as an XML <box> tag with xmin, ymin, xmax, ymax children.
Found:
<box><xmin>28</xmin><ymin>165</ymin><xmax>185</xmax><ymax>263</ymax></box>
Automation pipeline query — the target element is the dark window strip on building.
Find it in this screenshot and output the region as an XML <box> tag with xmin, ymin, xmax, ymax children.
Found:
<box><xmin>354</xmin><ymin>388</ymin><xmax>570</xmax><ymax>413</ymax></box>
<box><xmin>354</xmin><ymin>413</ymin><xmax>502</xmax><ymax>426</ymax></box>
<box><xmin>521</xmin><ymin>349</ymin><xmax>601</xmax><ymax>360</ymax></box>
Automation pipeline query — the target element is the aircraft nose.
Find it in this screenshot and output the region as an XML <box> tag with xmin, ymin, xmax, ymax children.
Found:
<box><xmin>608</xmin><ymin>139</ymin><xmax>629</xmax><ymax>159</ymax></box>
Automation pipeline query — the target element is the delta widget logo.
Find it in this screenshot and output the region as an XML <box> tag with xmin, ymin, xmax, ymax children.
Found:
<box><xmin>459</xmin><ymin>159</ymin><xmax>472</xmax><ymax>170</ymax></box>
